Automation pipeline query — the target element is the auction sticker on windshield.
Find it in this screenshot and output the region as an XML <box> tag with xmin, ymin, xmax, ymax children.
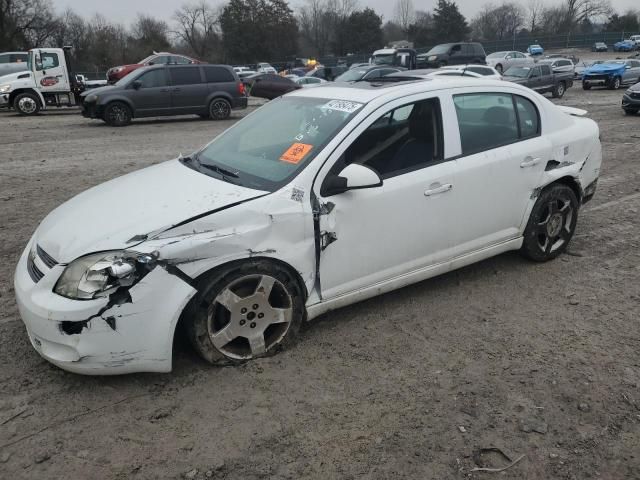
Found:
<box><xmin>280</xmin><ymin>143</ymin><xmax>313</xmax><ymax>164</ymax></box>
<box><xmin>322</xmin><ymin>100</ymin><xmax>363</xmax><ymax>114</ymax></box>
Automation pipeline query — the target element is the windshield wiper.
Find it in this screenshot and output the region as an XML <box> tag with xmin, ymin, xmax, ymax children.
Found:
<box><xmin>180</xmin><ymin>153</ymin><xmax>240</xmax><ymax>182</ymax></box>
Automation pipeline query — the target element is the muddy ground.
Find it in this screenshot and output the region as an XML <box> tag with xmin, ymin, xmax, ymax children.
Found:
<box><xmin>1</xmin><ymin>73</ymin><xmax>639</xmax><ymax>479</ymax></box>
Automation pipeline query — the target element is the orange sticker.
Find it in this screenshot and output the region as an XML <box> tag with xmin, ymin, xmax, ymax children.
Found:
<box><xmin>280</xmin><ymin>143</ymin><xmax>313</xmax><ymax>164</ymax></box>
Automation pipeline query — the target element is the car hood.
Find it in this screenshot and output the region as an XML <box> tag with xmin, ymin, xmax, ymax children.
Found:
<box><xmin>0</xmin><ymin>70</ymin><xmax>31</xmax><ymax>84</ymax></box>
<box><xmin>584</xmin><ymin>64</ymin><xmax>625</xmax><ymax>74</ymax></box>
<box><xmin>629</xmin><ymin>82</ymin><xmax>640</xmax><ymax>92</ymax></box>
<box><xmin>503</xmin><ymin>76</ymin><xmax>528</xmax><ymax>84</ymax></box>
<box><xmin>35</xmin><ymin>159</ymin><xmax>268</xmax><ymax>263</ymax></box>
<box><xmin>80</xmin><ymin>84</ymin><xmax>117</xmax><ymax>97</ymax></box>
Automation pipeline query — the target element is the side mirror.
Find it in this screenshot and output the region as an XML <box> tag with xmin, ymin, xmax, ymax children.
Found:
<box><xmin>322</xmin><ymin>163</ymin><xmax>382</xmax><ymax>196</ymax></box>
<box><xmin>132</xmin><ymin>80</ymin><xmax>142</xmax><ymax>90</ymax></box>
<box><xmin>148</xmin><ymin>61</ymin><xmax>155</xmax><ymax>65</ymax></box>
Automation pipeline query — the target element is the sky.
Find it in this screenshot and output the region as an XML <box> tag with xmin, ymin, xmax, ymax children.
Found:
<box><xmin>51</xmin><ymin>0</ymin><xmax>638</xmax><ymax>25</ymax></box>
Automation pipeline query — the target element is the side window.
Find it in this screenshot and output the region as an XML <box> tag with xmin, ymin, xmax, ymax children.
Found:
<box><xmin>149</xmin><ymin>55</ymin><xmax>170</xmax><ymax>65</ymax></box>
<box><xmin>515</xmin><ymin>96</ymin><xmax>540</xmax><ymax>139</ymax></box>
<box><xmin>468</xmin><ymin>66</ymin><xmax>489</xmax><ymax>75</ymax></box>
<box><xmin>454</xmin><ymin>93</ymin><xmax>519</xmax><ymax>154</ymax></box>
<box><xmin>204</xmin><ymin>66</ymin><xmax>234</xmax><ymax>83</ymax></box>
<box><xmin>364</xmin><ymin>69</ymin><xmax>382</xmax><ymax>79</ymax></box>
<box><xmin>169</xmin><ymin>67</ymin><xmax>202</xmax><ymax>85</ymax></box>
<box><xmin>540</xmin><ymin>65</ymin><xmax>551</xmax><ymax>75</ymax></box>
<box><xmin>342</xmin><ymin>98</ymin><xmax>443</xmax><ymax>178</ymax></box>
<box><xmin>0</xmin><ymin>54</ymin><xmax>8</xmax><ymax>63</ymax></box>
<box><xmin>450</xmin><ymin>45</ymin><xmax>462</xmax><ymax>56</ymax></box>
<box><xmin>11</xmin><ymin>54</ymin><xmax>27</xmax><ymax>62</ymax></box>
<box><xmin>530</xmin><ymin>66</ymin><xmax>541</xmax><ymax>78</ymax></box>
<box><xmin>39</xmin><ymin>53</ymin><xmax>59</xmax><ymax>70</ymax></box>
<box><xmin>172</xmin><ymin>55</ymin><xmax>192</xmax><ymax>65</ymax></box>
<box><xmin>136</xmin><ymin>69</ymin><xmax>168</xmax><ymax>88</ymax></box>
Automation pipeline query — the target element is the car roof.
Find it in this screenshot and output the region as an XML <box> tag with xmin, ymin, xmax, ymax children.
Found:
<box><xmin>286</xmin><ymin>76</ymin><xmax>521</xmax><ymax>103</ymax></box>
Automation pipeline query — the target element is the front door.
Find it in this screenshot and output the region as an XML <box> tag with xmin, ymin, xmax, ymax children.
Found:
<box><xmin>315</xmin><ymin>95</ymin><xmax>459</xmax><ymax>299</ymax></box>
<box><xmin>448</xmin><ymin>91</ymin><xmax>550</xmax><ymax>254</ymax></box>
<box><xmin>128</xmin><ymin>68</ymin><xmax>172</xmax><ymax>116</ymax></box>
<box><xmin>34</xmin><ymin>50</ymin><xmax>69</xmax><ymax>93</ymax></box>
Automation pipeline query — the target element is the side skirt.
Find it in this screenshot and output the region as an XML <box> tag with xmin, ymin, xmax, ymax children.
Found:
<box><xmin>305</xmin><ymin>237</ymin><xmax>523</xmax><ymax>321</ymax></box>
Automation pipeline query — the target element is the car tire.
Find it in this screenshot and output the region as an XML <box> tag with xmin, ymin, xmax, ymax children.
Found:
<box><xmin>608</xmin><ymin>76</ymin><xmax>621</xmax><ymax>90</ymax></box>
<box><xmin>582</xmin><ymin>82</ymin><xmax>591</xmax><ymax>90</ymax></box>
<box><xmin>521</xmin><ymin>184</ymin><xmax>579</xmax><ymax>262</ymax></box>
<box><xmin>209</xmin><ymin>98</ymin><xmax>231</xmax><ymax>120</ymax></box>
<box><xmin>495</xmin><ymin>64</ymin><xmax>503</xmax><ymax>74</ymax></box>
<box><xmin>103</xmin><ymin>101</ymin><xmax>132</xmax><ymax>126</ymax></box>
<box><xmin>623</xmin><ymin>108</ymin><xmax>638</xmax><ymax>115</ymax></box>
<box><xmin>552</xmin><ymin>81</ymin><xmax>566</xmax><ymax>98</ymax></box>
<box><xmin>13</xmin><ymin>92</ymin><xmax>40</xmax><ymax>115</ymax></box>
<box><xmin>186</xmin><ymin>260</ymin><xmax>305</xmax><ymax>366</ymax></box>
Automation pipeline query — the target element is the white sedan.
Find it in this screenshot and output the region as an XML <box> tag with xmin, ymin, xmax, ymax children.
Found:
<box><xmin>430</xmin><ymin>65</ymin><xmax>503</xmax><ymax>80</ymax></box>
<box><xmin>15</xmin><ymin>77</ymin><xmax>602</xmax><ymax>374</ymax></box>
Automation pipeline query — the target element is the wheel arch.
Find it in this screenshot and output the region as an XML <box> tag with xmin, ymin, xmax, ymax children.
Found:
<box><xmin>206</xmin><ymin>91</ymin><xmax>233</xmax><ymax>107</ymax></box>
<box><xmin>542</xmin><ymin>175</ymin><xmax>582</xmax><ymax>203</ymax></box>
<box><xmin>173</xmin><ymin>256</ymin><xmax>309</xmax><ymax>343</ymax></box>
<box><xmin>9</xmin><ymin>88</ymin><xmax>45</xmax><ymax>108</ymax></box>
<box><xmin>102</xmin><ymin>97</ymin><xmax>136</xmax><ymax>117</ymax></box>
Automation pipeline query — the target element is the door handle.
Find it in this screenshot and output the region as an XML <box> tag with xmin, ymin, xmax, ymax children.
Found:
<box><xmin>424</xmin><ymin>183</ymin><xmax>453</xmax><ymax>196</ymax></box>
<box><xmin>520</xmin><ymin>157</ymin><xmax>541</xmax><ymax>168</ymax></box>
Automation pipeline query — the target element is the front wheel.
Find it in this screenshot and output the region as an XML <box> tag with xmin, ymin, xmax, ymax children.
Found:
<box><xmin>187</xmin><ymin>261</ymin><xmax>304</xmax><ymax>365</ymax></box>
<box><xmin>608</xmin><ymin>76</ymin><xmax>621</xmax><ymax>90</ymax></box>
<box><xmin>103</xmin><ymin>101</ymin><xmax>132</xmax><ymax>126</ymax></box>
<box><xmin>13</xmin><ymin>93</ymin><xmax>40</xmax><ymax>115</ymax></box>
<box><xmin>552</xmin><ymin>81</ymin><xmax>566</xmax><ymax>98</ymax></box>
<box><xmin>582</xmin><ymin>82</ymin><xmax>591</xmax><ymax>90</ymax></box>
<box><xmin>209</xmin><ymin>98</ymin><xmax>231</xmax><ymax>120</ymax></box>
<box><xmin>521</xmin><ymin>184</ymin><xmax>578</xmax><ymax>262</ymax></box>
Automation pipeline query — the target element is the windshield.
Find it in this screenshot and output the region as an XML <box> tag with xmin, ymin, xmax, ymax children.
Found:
<box><xmin>114</xmin><ymin>68</ymin><xmax>144</xmax><ymax>86</ymax></box>
<box><xmin>335</xmin><ymin>68</ymin><xmax>368</xmax><ymax>81</ymax></box>
<box><xmin>138</xmin><ymin>54</ymin><xmax>157</xmax><ymax>64</ymax></box>
<box><xmin>194</xmin><ymin>96</ymin><xmax>363</xmax><ymax>191</ymax></box>
<box><xmin>487</xmin><ymin>52</ymin><xmax>507</xmax><ymax>59</ymax></box>
<box><xmin>427</xmin><ymin>44</ymin><xmax>452</xmax><ymax>55</ymax></box>
<box><xmin>372</xmin><ymin>54</ymin><xmax>394</xmax><ymax>65</ymax></box>
<box><xmin>505</xmin><ymin>66</ymin><xmax>530</xmax><ymax>78</ymax></box>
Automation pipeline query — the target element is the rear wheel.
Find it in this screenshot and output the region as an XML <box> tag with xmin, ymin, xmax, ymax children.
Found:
<box><xmin>552</xmin><ymin>81</ymin><xmax>566</xmax><ymax>98</ymax></box>
<box><xmin>13</xmin><ymin>93</ymin><xmax>40</xmax><ymax>115</ymax></box>
<box><xmin>103</xmin><ymin>101</ymin><xmax>132</xmax><ymax>126</ymax></box>
<box><xmin>209</xmin><ymin>98</ymin><xmax>231</xmax><ymax>120</ymax></box>
<box><xmin>521</xmin><ymin>184</ymin><xmax>578</xmax><ymax>262</ymax></box>
<box><xmin>187</xmin><ymin>261</ymin><xmax>304</xmax><ymax>365</ymax></box>
<box><xmin>495</xmin><ymin>64</ymin><xmax>503</xmax><ymax>74</ymax></box>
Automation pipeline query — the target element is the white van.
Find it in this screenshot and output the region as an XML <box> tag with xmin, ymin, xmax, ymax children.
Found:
<box><xmin>629</xmin><ymin>35</ymin><xmax>640</xmax><ymax>45</ymax></box>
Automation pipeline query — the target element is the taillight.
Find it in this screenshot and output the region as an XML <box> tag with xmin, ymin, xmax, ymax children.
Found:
<box><xmin>237</xmin><ymin>82</ymin><xmax>246</xmax><ymax>96</ymax></box>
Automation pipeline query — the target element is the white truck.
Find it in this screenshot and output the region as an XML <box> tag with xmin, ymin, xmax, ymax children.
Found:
<box><xmin>0</xmin><ymin>46</ymin><xmax>85</xmax><ymax>115</ymax></box>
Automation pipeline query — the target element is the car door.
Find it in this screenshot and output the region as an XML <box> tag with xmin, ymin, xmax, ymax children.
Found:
<box><xmin>168</xmin><ymin>66</ymin><xmax>208</xmax><ymax>113</ymax></box>
<box><xmin>625</xmin><ymin>61</ymin><xmax>640</xmax><ymax>84</ymax></box>
<box><xmin>448</xmin><ymin>91</ymin><xmax>550</xmax><ymax>254</ymax></box>
<box><xmin>34</xmin><ymin>50</ymin><xmax>68</xmax><ymax>92</ymax></box>
<box><xmin>314</xmin><ymin>94</ymin><xmax>459</xmax><ymax>299</ymax></box>
<box><xmin>127</xmin><ymin>68</ymin><xmax>172</xmax><ymax>116</ymax></box>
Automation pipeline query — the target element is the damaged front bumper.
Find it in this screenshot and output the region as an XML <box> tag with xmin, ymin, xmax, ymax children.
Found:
<box><xmin>14</xmin><ymin>239</ymin><xmax>196</xmax><ymax>375</ymax></box>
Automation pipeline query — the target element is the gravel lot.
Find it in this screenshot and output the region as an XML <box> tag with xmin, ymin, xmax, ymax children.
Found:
<box><xmin>1</xmin><ymin>74</ymin><xmax>639</xmax><ymax>479</ymax></box>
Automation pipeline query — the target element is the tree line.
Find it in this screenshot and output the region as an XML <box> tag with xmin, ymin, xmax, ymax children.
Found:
<box><xmin>0</xmin><ymin>0</ymin><xmax>638</xmax><ymax>71</ymax></box>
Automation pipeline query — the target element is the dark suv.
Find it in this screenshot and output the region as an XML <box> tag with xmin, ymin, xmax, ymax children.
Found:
<box><xmin>417</xmin><ymin>42</ymin><xmax>486</xmax><ymax>68</ymax></box>
<box><xmin>81</xmin><ymin>64</ymin><xmax>247</xmax><ymax>126</ymax></box>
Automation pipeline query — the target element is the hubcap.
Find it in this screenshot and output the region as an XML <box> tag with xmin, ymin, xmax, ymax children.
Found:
<box><xmin>558</xmin><ymin>85</ymin><xmax>564</xmax><ymax>95</ymax></box>
<box><xmin>207</xmin><ymin>274</ymin><xmax>293</xmax><ymax>360</ymax></box>
<box><xmin>18</xmin><ymin>97</ymin><xmax>37</xmax><ymax>114</ymax></box>
<box><xmin>109</xmin><ymin>105</ymin><xmax>127</xmax><ymax>123</ymax></box>
<box><xmin>535</xmin><ymin>198</ymin><xmax>573</xmax><ymax>255</ymax></box>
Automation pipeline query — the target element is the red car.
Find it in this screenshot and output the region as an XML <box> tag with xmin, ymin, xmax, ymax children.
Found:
<box><xmin>107</xmin><ymin>52</ymin><xmax>202</xmax><ymax>83</ymax></box>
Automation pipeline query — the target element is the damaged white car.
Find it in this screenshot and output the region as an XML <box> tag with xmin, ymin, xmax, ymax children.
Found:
<box><xmin>15</xmin><ymin>77</ymin><xmax>601</xmax><ymax>374</ymax></box>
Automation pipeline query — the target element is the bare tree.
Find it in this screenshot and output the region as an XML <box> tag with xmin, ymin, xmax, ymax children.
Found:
<box><xmin>563</xmin><ymin>0</ymin><xmax>612</xmax><ymax>24</ymax></box>
<box><xmin>394</xmin><ymin>0</ymin><xmax>415</xmax><ymax>35</ymax></box>
<box><xmin>526</xmin><ymin>0</ymin><xmax>544</xmax><ymax>33</ymax></box>
<box><xmin>0</xmin><ymin>0</ymin><xmax>59</xmax><ymax>49</ymax></box>
<box><xmin>471</xmin><ymin>2</ymin><xmax>524</xmax><ymax>40</ymax></box>
<box><xmin>298</xmin><ymin>0</ymin><xmax>331</xmax><ymax>56</ymax></box>
<box><xmin>173</xmin><ymin>1</ymin><xmax>222</xmax><ymax>60</ymax></box>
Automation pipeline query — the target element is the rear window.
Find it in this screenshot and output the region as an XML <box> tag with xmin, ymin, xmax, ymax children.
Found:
<box><xmin>204</xmin><ymin>66</ymin><xmax>234</xmax><ymax>83</ymax></box>
<box><xmin>169</xmin><ymin>67</ymin><xmax>202</xmax><ymax>85</ymax></box>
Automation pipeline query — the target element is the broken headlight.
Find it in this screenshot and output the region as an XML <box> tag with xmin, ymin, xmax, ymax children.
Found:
<box><xmin>54</xmin><ymin>251</ymin><xmax>155</xmax><ymax>300</ymax></box>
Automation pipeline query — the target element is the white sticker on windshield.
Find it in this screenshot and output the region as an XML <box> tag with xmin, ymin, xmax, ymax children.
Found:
<box><xmin>322</xmin><ymin>100</ymin><xmax>363</xmax><ymax>114</ymax></box>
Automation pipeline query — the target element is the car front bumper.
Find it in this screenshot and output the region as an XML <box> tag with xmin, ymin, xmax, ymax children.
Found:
<box><xmin>14</xmin><ymin>238</ymin><xmax>196</xmax><ymax>375</ymax></box>
<box><xmin>81</xmin><ymin>101</ymin><xmax>104</xmax><ymax>119</ymax></box>
<box><xmin>0</xmin><ymin>93</ymin><xmax>9</xmax><ymax>106</ymax></box>
<box><xmin>582</xmin><ymin>74</ymin><xmax>615</xmax><ymax>85</ymax></box>
<box><xmin>622</xmin><ymin>92</ymin><xmax>640</xmax><ymax>109</ymax></box>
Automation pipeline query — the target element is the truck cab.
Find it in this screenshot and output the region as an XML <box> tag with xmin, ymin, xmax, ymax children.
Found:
<box><xmin>370</xmin><ymin>48</ymin><xmax>417</xmax><ymax>70</ymax></box>
<box><xmin>0</xmin><ymin>47</ymin><xmax>83</xmax><ymax>115</ymax></box>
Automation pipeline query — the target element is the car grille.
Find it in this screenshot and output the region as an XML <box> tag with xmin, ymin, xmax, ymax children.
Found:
<box><xmin>27</xmin><ymin>245</ymin><xmax>58</xmax><ymax>283</ymax></box>
<box><xmin>584</xmin><ymin>75</ymin><xmax>610</xmax><ymax>81</ymax></box>
<box><xmin>630</xmin><ymin>91</ymin><xmax>640</xmax><ymax>99</ymax></box>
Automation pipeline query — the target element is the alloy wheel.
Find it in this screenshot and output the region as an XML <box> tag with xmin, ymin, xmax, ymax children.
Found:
<box><xmin>18</xmin><ymin>97</ymin><xmax>37</xmax><ymax>114</ymax></box>
<box><xmin>210</xmin><ymin>99</ymin><xmax>231</xmax><ymax>120</ymax></box>
<box><xmin>207</xmin><ymin>274</ymin><xmax>293</xmax><ymax>360</ymax></box>
<box><xmin>534</xmin><ymin>198</ymin><xmax>574</xmax><ymax>255</ymax></box>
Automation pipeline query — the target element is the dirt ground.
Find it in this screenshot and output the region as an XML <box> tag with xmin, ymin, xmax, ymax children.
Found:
<box><xmin>1</xmin><ymin>68</ymin><xmax>639</xmax><ymax>479</ymax></box>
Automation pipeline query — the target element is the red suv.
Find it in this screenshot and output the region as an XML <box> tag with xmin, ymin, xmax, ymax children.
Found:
<box><xmin>107</xmin><ymin>52</ymin><xmax>202</xmax><ymax>83</ymax></box>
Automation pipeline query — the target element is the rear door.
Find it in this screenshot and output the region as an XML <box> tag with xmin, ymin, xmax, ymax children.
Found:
<box><xmin>449</xmin><ymin>91</ymin><xmax>550</xmax><ymax>254</ymax></box>
<box><xmin>204</xmin><ymin>66</ymin><xmax>237</xmax><ymax>101</ymax></box>
<box><xmin>168</xmin><ymin>66</ymin><xmax>208</xmax><ymax>113</ymax></box>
